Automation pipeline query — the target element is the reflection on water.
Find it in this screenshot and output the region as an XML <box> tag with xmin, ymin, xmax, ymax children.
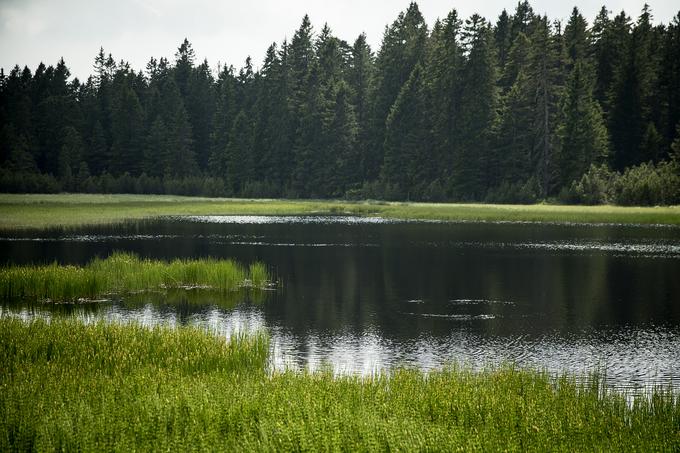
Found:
<box><xmin>2</xmin><ymin>301</ymin><xmax>678</xmax><ymax>391</ymax></box>
<box><xmin>1</xmin><ymin>215</ymin><xmax>680</xmax><ymax>390</ymax></box>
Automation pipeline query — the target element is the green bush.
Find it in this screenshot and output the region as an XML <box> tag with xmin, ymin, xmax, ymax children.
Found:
<box><xmin>0</xmin><ymin>169</ymin><xmax>62</xmax><ymax>193</ymax></box>
<box><xmin>611</xmin><ymin>160</ymin><xmax>680</xmax><ymax>206</ymax></box>
<box><xmin>558</xmin><ymin>164</ymin><xmax>615</xmax><ymax>205</ymax></box>
<box><xmin>485</xmin><ymin>178</ymin><xmax>539</xmax><ymax>204</ymax></box>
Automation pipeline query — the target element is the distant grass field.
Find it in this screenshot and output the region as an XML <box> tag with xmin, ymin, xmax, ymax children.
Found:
<box><xmin>1</xmin><ymin>318</ymin><xmax>677</xmax><ymax>451</ymax></box>
<box><xmin>0</xmin><ymin>252</ymin><xmax>270</xmax><ymax>303</ymax></box>
<box><xmin>0</xmin><ymin>193</ymin><xmax>678</xmax><ymax>229</ymax></box>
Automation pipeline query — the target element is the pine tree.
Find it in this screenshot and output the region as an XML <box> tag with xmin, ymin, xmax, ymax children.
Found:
<box><xmin>250</xmin><ymin>43</ymin><xmax>293</xmax><ymax>194</ymax></box>
<box><xmin>608</xmin><ymin>6</ymin><xmax>657</xmax><ymax>170</ymax></box>
<box><xmin>563</xmin><ymin>7</ymin><xmax>590</xmax><ymax>71</ymax></box>
<box><xmin>347</xmin><ymin>34</ymin><xmax>374</xmax><ymax>181</ymax></box>
<box><xmin>1</xmin><ymin>124</ymin><xmax>37</xmax><ymax>173</ymax></box>
<box><xmin>494</xmin><ymin>9</ymin><xmax>512</xmax><ymax>71</ymax></box>
<box><xmin>323</xmin><ymin>81</ymin><xmax>359</xmax><ymax>196</ymax></box>
<box><xmin>528</xmin><ymin>17</ymin><xmax>562</xmax><ymax>196</ymax></box>
<box><xmin>224</xmin><ymin>110</ymin><xmax>254</xmax><ymax>195</ymax></box>
<box><xmin>557</xmin><ymin>61</ymin><xmax>609</xmax><ymax>186</ymax></box>
<box><xmin>155</xmin><ymin>76</ymin><xmax>197</xmax><ymax>177</ymax></box>
<box><xmin>87</xmin><ymin>120</ymin><xmax>109</xmax><ymax>175</ymax></box>
<box><xmin>291</xmin><ymin>62</ymin><xmax>325</xmax><ymax>197</ymax></box>
<box><xmin>495</xmin><ymin>68</ymin><xmax>534</xmax><ymax>186</ymax></box>
<box><xmin>168</xmin><ymin>102</ymin><xmax>197</xmax><ymax>177</ymax></box>
<box><xmin>658</xmin><ymin>13</ymin><xmax>680</xmax><ymax>152</ymax></box>
<box><xmin>425</xmin><ymin>11</ymin><xmax>463</xmax><ymax>187</ymax></box>
<box><xmin>58</xmin><ymin>126</ymin><xmax>84</xmax><ymax>182</ymax></box>
<box><xmin>186</xmin><ymin>60</ymin><xmax>215</xmax><ymax>171</ymax></box>
<box><xmin>110</xmin><ymin>81</ymin><xmax>144</xmax><ymax>175</ymax></box>
<box><xmin>144</xmin><ymin>117</ymin><xmax>170</xmax><ymax>177</ymax></box>
<box><xmin>174</xmin><ymin>38</ymin><xmax>195</xmax><ymax>99</ymax></box>
<box><xmin>368</xmin><ymin>2</ymin><xmax>428</xmax><ymax>181</ymax></box>
<box><xmin>495</xmin><ymin>31</ymin><xmax>534</xmax><ymax>187</ymax></box>
<box><xmin>381</xmin><ymin>64</ymin><xmax>430</xmax><ymax>199</ymax></box>
<box><xmin>209</xmin><ymin>65</ymin><xmax>237</xmax><ymax>177</ymax></box>
<box><xmin>453</xmin><ymin>14</ymin><xmax>499</xmax><ymax>200</ymax></box>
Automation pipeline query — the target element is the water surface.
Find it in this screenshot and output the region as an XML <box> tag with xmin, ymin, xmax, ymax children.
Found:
<box><xmin>2</xmin><ymin>215</ymin><xmax>679</xmax><ymax>390</ymax></box>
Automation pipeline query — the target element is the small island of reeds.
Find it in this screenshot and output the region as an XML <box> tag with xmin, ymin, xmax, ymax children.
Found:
<box><xmin>0</xmin><ymin>318</ymin><xmax>677</xmax><ymax>451</ymax></box>
<box><xmin>0</xmin><ymin>252</ymin><xmax>271</xmax><ymax>303</ymax></box>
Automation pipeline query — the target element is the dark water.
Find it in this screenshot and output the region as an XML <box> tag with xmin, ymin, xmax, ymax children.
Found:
<box><xmin>2</xmin><ymin>216</ymin><xmax>680</xmax><ymax>390</ymax></box>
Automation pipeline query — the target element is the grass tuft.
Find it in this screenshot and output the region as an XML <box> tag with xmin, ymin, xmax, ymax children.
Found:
<box><xmin>0</xmin><ymin>252</ymin><xmax>272</xmax><ymax>303</ymax></box>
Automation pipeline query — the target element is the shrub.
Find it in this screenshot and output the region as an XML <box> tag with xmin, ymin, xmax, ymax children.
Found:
<box><xmin>485</xmin><ymin>178</ymin><xmax>539</xmax><ymax>204</ymax></box>
<box><xmin>558</xmin><ymin>164</ymin><xmax>615</xmax><ymax>205</ymax></box>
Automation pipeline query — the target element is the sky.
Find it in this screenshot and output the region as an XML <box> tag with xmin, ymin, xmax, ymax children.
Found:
<box><xmin>0</xmin><ymin>0</ymin><xmax>678</xmax><ymax>81</ymax></box>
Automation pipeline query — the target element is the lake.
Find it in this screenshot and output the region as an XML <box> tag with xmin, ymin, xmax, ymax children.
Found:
<box><xmin>2</xmin><ymin>215</ymin><xmax>679</xmax><ymax>390</ymax></box>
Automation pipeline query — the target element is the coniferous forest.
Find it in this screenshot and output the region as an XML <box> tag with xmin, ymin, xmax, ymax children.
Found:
<box><xmin>1</xmin><ymin>2</ymin><xmax>680</xmax><ymax>205</ymax></box>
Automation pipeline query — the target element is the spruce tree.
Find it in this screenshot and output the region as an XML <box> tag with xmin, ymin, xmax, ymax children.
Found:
<box><xmin>564</xmin><ymin>7</ymin><xmax>590</xmax><ymax>71</ymax></box>
<box><xmin>224</xmin><ymin>110</ymin><xmax>254</xmax><ymax>195</ymax></box>
<box><xmin>454</xmin><ymin>15</ymin><xmax>499</xmax><ymax>200</ymax></box>
<box><xmin>368</xmin><ymin>2</ymin><xmax>428</xmax><ymax>181</ymax></box>
<box><xmin>527</xmin><ymin>17</ymin><xmax>562</xmax><ymax>196</ymax></box>
<box><xmin>187</xmin><ymin>60</ymin><xmax>215</xmax><ymax>172</ymax></box>
<box><xmin>109</xmin><ymin>81</ymin><xmax>144</xmax><ymax>175</ymax></box>
<box><xmin>347</xmin><ymin>34</ymin><xmax>374</xmax><ymax>181</ymax></box>
<box><xmin>425</xmin><ymin>11</ymin><xmax>463</xmax><ymax>187</ymax></box>
<box><xmin>557</xmin><ymin>61</ymin><xmax>609</xmax><ymax>186</ymax></box>
<box><xmin>382</xmin><ymin>64</ymin><xmax>430</xmax><ymax>199</ymax></box>
<box><xmin>494</xmin><ymin>10</ymin><xmax>512</xmax><ymax>72</ymax></box>
<box><xmin>608</xmin><ymin>6</ymin><xmax>657</xmax><ymax>170</ymax></box>
<box><xmin>658</xmin><ymin>13</ymin><xmax>680</xmax><ymax>151</ymax></box>
<box><xmin>144</xmin><ymin>117</ymin><xmax>170</xmax><ymax>177</ymax></box>
<box><xmin>209</xmin><ymin>65</ymin><xmax>237</xmax><ymax>177</ymax></box>
<box><xmin>323</xmin><ymin>80</ymin><xmax>359</xmax><ymax>196</ymax></box>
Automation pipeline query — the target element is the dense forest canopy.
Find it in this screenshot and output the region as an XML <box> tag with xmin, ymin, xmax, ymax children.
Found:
<box><xmin>1</xmin><ymin>1</ymin><xmax>679</xmax><ymax>204</ymax></box>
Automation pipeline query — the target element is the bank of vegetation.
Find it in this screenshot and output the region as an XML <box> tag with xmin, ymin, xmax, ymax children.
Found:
<box><xmin>1</xmin><ymin>194</ymin><xmax>679</xmax><ymax>230</ymax></box>
<box><xmin>0</xmin><ymin>252</ymin><xmax>270</xmax><ymax>303</ymax></box>
<box><xmin>2</xmin><ymin>2</ymin><xmax>680</xmax><ymax>205</ymax></box>
<box><xmin>0</xmin><ymin>318</ymin><xmax>677</xmax><ymax>451</ymax></box>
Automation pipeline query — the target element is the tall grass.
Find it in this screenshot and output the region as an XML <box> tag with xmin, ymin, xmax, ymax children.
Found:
<box><xmin>1</xmin><ymin>193</ymin><xmax>679</xmax><ymax>230</ymax></box>
<box><xmin>1</xmin><ymin>317</ymin><xmax>677</xmax><ymax>451</ymax></box>
<box><xmin>0</xmin><ymin>252</ymin><xmax>271</xmax><ymax>302</ymax></box>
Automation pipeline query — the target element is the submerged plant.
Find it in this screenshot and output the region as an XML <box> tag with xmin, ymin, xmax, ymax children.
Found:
<box><xmin>0</xmin><ymin>252</ymin><xmax>273</xmax><ymax>303</ymax></box>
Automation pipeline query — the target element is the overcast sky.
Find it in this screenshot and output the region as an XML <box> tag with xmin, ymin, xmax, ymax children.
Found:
<box><xmin>1</xmin><ymin>0</ymin><xmax>678</xmax><ymax>80</ymax></box>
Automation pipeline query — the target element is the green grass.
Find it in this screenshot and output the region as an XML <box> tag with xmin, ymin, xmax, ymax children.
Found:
<box><xmin>0</xmin><ymin>318</ymin><xmax>677</xmax><ymax>451</ymax></box>
<box><xmin>0</xmin><ymin>193</ymin><xmax>679</xmax><ymax>230</ymax></box>
<box><xmin>0</xmin><ymin>252</ymin><xmax>271</xmax><ymax>303</ymax></box>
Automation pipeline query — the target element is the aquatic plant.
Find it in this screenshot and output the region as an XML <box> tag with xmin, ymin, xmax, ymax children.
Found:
<box><xmin>0</xmin><ymin>252</ymin><xmax>272</xmax><ymax>302</ymax></box>
<box><xmin>0</xmin><ymin>318</ymin><xmax>677</xmax><ymax>451</ymax></box>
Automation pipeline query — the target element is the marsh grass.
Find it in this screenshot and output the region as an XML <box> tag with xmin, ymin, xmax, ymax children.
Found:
<box><xmin>1</xmin><ymin>318</ymin><xmax>678</xmax><ymax>451</ymax></box>
<box><xmin>0</xmin><ymin>252</ymin><xmax>272</xmax><ymax>303</ymax></box>
<box><xmin>0</xmin><ymin>193</ymin><xmax>678</xmax><ymax>230</ymax></box>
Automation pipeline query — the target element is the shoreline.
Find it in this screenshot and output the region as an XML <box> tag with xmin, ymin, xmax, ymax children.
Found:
<box><xmin>1</xmin><ymin>193</ymin><xmax>679</xmax><ymax>230</ymax></box>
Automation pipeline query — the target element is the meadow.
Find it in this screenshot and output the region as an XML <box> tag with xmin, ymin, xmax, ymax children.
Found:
<box><xmin>0</xmin><ymin>193</ymin><xmax>679</xmax><ymax>230</ymax></box>
<box><xmin>0</xmin><ymin>317</ymin><xmax>677</xmax><ymax>451</ymax></box>
<box><xmin>0</xmin><ymin>252</ymin><xmax>270</xmax><ymax>303</ymax></box>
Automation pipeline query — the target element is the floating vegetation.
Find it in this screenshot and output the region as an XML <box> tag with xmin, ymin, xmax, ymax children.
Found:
<box><xmin>0</xmin><ymin>252</ymin><xmax>273</xmax><ymax>303</ymax></box>
<box><xmin>0</xmin><ymin>317</ymin><xmax>678</xmax><ymax>451</ymax></box>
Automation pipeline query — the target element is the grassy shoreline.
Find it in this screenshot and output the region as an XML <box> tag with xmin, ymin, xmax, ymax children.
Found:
<box><xmin>1</xmin><ymin>318</ymin><xmax>677</xmax><ymax>451</ymax></box>
<box><xmin>0</xmin><ymin>252</ymin><xmax>270</xmax><ymax>303</ymax></box>
<box><xmin>0</xmin><ymin>193</ymin><xmax>679</xmax><ymax>230</ymax></box>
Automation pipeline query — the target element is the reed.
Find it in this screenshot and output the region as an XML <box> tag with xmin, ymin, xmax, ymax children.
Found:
<box><xmin>1</xmin><ymin>317</ymin><xmax>677</xmax><ymax>451</ymax></box>
<box><xmin>0</xmin><ymin>252</ymin><xmax>272</xmax><ymax>303</ymax></box>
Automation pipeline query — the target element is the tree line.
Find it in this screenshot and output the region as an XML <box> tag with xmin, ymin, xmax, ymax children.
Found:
<box><xmin>1</xmin><ymin>2</ymin><xmax>679</xmax><ymax>204</ymax></box>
